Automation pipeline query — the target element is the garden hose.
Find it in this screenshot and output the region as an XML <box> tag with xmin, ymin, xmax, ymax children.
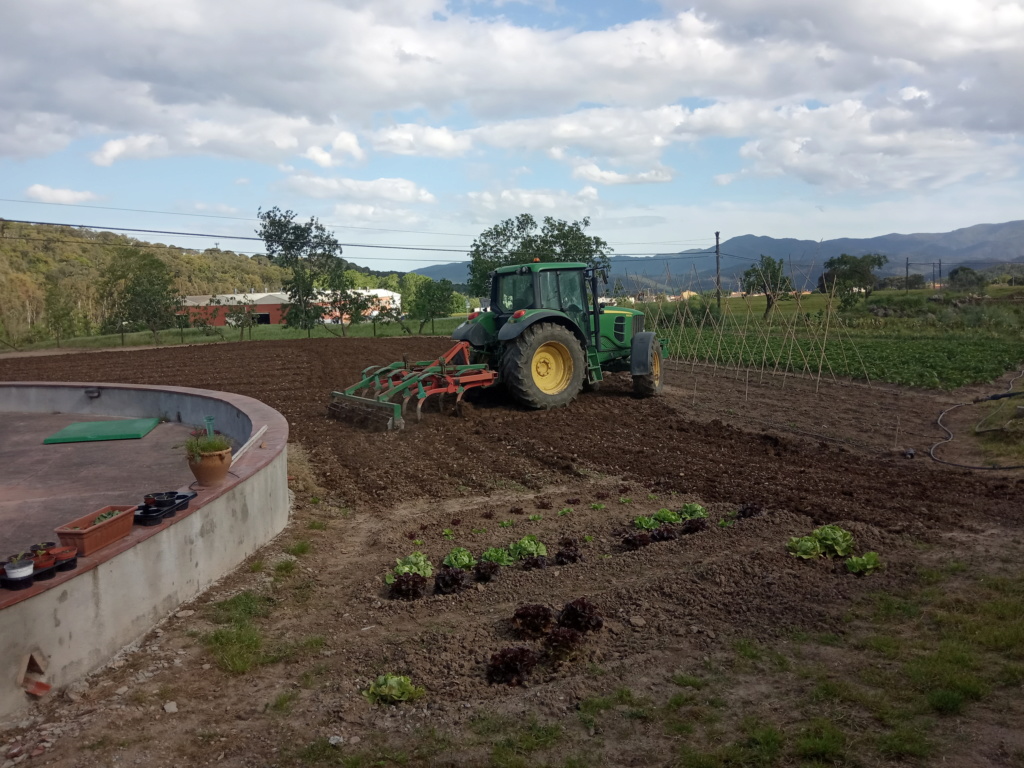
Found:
<box><xmin>928</xmin><ymin>370</ymin><xmax>1024</xmax><ymax>470</ymax></box>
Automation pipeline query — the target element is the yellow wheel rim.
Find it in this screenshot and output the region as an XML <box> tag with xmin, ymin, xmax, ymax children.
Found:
<box><xmin>532</xmin><ymin>342</ymin><xmax>573</xmax><ymax>395</ymax></box>
<box><xmin>652</xmin><ymin>350</ymin><xmax>661</xmax><ymax>385</ymax></box>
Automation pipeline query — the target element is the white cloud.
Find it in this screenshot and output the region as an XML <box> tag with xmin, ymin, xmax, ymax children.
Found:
<box><xmin>91</xmin><ymin>134</ymin><xmax>170</xmax><ymax>166</ymax></box>
<box><xmin>372</xmin><ymin>125</ymin><xmax>472</xmax><ymax>157</ymax></box>
<box><xmin>465</xmin><ymin>186</ymin><xmax>600</xmax><ymax>218</ymax></box>
<box><xmin>287</xmin><ymin>174</ymin><xmax>437</xmax><ymax>203</ymax></box>
<box><xmin>571</xmin><ymin>163</ymin><xmax>673</xmax><ymax>185</ymax></box>
<box><xmin>24</xmin><ymin>184</ymin><xmax>98</xmax><ymax>204</ymax></box>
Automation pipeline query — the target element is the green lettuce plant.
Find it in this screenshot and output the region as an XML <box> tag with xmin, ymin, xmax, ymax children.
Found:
<box><xmin>846</xmin><ymin>552</ymin><xmax>882</xmax><ymax>575</ymax></box>
<box><xmin>509</xmin><ymin>535</ymin><xmax>547</xmax><ymax>561</ymax></box>
<box><xmin>480</xmin><ymin>547</ymin><xmax>515</xmax><ymax>566</ymax></box>
<box><xmin>680</xmin><ymin>503</ymin><xmax>707</xmax><ymax>519</ymax></box>
<box><xmin>633</xmin><ymin>515</ymin><xmax>660</xmax><ymax>530</ymax></box>
<box><xmin>362</xmin><ymin>674</ymin><xmax>425</xmax><ymax>705</ymax></box>
<box><xmin>813</xmin><ymin>525</ymin><xmax>855</xmax><ymax>557</ymax></box>
<box><xmin>442</xmin><ymin>547</ymin><xmax>476</xmax><ymax>570</ymax></box>
<box><xmin>654</xmin><ymin>508</ymin><xmax>682</xmax><ymax>524</ymax></box>
<box><xmin>385</xmin><ymin>552</ymin><xmax>433</xmax><ymax>584</ymax></box>
<box><xmin>787</xmin><ymin>536</ymin><xmax>823</xmax><ymax>559</ymax></box>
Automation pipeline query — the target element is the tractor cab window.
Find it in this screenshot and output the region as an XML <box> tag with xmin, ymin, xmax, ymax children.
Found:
<box><xmin>497</xmin><ymin>272</ymin><xmax>535</xmax><ymax>313</ymax></box>
<box><xmin>537</xmin><ymin>271</ymin><xmax>560</xmax><ymax>309</ymax></box>
<box><xmin>559</xmin><ymin>271</ymin><xmax>585</xmax><ymax>313</ymax></box>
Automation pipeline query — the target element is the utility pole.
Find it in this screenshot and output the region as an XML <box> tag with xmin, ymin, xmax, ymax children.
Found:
<box><xmin>938</xmin><ymin>259</ymin><xmax>942</xmax><ymax>288</ymax></box>
<box><xmin>715</xmin><ymin>231</ymin><xmax>721</xmax><ymax>310</ymax></box>
<box><xmin>932</xmin><ymin>263</ymin><xmax>936</xmax><ymax>289</ymax></box>
<box><xmin>905</xmin><ymin>257</ymin><xmax>910</xmax><ymax>295</ymax></box>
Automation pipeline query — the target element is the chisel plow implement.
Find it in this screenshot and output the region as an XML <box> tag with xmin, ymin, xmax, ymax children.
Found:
<box><xmin>327</xmin><ymin>341</ymin><xmax>498</xmax><ymax>431</ymax></box>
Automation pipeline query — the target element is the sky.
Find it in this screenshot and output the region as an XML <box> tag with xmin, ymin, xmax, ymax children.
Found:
<box><xmin>1</xmin><ymin>0</ymin><xmax>1022</xmax><ymax>274</ymax></box>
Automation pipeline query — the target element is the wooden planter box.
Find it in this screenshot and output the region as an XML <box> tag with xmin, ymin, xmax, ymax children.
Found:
<box><xmin>54</xmin><ymin>506</ymin><xmax>136</xmax><ymax>557</ymax></box>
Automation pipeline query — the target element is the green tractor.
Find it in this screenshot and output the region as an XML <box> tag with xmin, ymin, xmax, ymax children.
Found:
<box><xmin>329</xmin><ymin>261</ymin><xmax>665</xmax><ymax>429</ymax></box>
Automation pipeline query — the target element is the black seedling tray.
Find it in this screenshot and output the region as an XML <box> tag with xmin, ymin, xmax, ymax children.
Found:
<box><xmin>0</xmin><ymin>574</ymin><xmax>33</xmax><ymax>591</ymax></box>
<box><xmin>134</xmin><ymin>492</ymin><xmax>197</xmax><ymax>526</ymax></box>
<box><xmin>55</xmin><ymin>557</ymin><xmax>78</xmax><ymax>572</ymax></box>
<box><xmin>32</xmin><ymin>564</ymin><xmax>57</xmax><ymax>581</ymax></box>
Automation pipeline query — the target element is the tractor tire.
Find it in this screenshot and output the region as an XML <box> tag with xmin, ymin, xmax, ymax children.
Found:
<box><xmin>501</xmin><ymin>323</ymin><xmax>586</xmax><ymax>410</ymax></box>
<box><xmin>633</xmin><ymin>342</ymin><xmax>664</xmax><ymax>397</ymax></box>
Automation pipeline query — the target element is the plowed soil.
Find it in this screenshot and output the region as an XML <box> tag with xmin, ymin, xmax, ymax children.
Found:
<box><xmin>1</xmin><ymin>338</ymin><xmax>1022</xmax><ymax>768</ymax></box>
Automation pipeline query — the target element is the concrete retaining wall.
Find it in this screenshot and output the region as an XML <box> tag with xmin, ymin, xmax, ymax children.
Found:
<box><xmin>0</xmin><ymin>383</ymin><xmax>289</xmax><ymax>721</ymax></box>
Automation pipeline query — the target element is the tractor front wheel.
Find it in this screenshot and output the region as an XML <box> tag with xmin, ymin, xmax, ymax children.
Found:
<box><xmin>501</xmin><ymin>323</ymin><xmax>585</xmax><ymax>409</ymax></box>
<box><xmin>633</xmin><ymin>342</ymin><xmax>664</xmax><ymax>397</ymax></box>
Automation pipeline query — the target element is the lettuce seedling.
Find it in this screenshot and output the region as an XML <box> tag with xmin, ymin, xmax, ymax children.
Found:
<box><xmin>812</xmin><ymin>525</ymin><xmax>855</xmax><ymax>557</ymax></box>
<box><xmin>787</xmin><ymin>536</ymin><xmax>823</xmax><ymax>559</ymax></box>
<box><xmin>509</xmin><ymin>535</ymin><xmax>547</xmax><ymax>561</ymax></box>
<box><xmin>385</xmin><ymin>552</ymin><xmax>433</xmax><ymax>584</ymax></box>
<box><xmin>633</xmin><ymin>515</ymin><xmax>660</xmax><ymax>531</ymax></box>
<box><xmin>654</xmin><ymin>508</ymin><xmax>682</xmax><ymax>524</ymax></box>
<box><xmin>480</xmin><ymin>547</ymin><xmax>515</xmax><ymax>566</ymax></box>
<box><xmin>846</xmin><ymin>551</ymin><xmax>882</xmax><ymax>575</ymax></box>
<box><xmin>558</xmin><ymin>597</ymin><xmax>603</xmax><ymax>633</ymax></box>
<box><xmin>362</xmin><ymin>674</ymin><xmax>425</xmax><ymax>705</ymax></box>
<box><xmin>487</xmin><ymin>647</ymin><xmax>538</xmax><ymax>686</ymax></box>
<box><xmin>590</xmin><ymin>502</ymin><xmax>606</xmax><ymax>510</ymax></box>
<box><xmin>442</xmin><ymin>547</ymin><xmax>477</xmax><ymax>570</ymax></box>
<box><xmin>434</xmin><ymin>565</ymin><xmax>471</xmax><ymax>595</ymax></box>
<box><xmin>388</xmin><ymin>572</ymin><xmax>427</xmax><ymax>600</ymax></box>
<box><xmin>474</xmin><ymin>561</ymin><xmax>500</xmax><ymax>582</ymax></box>
<box><xmin>680</xmin><ymin>503</ymin><xmax>707</xmax><ymax>519</ymax></box>
<box><xmin>513</xmin><ymin>604</ymin><xmax>554</xmax><ymax>636</ymax></box>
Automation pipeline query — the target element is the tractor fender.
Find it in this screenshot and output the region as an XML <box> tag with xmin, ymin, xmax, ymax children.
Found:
<box><xmin>452</xmin><ymin>319</ymin><xmax>492</xmax><ymax>348</ymax></box>
<box><xmin>497</xmin><ymin>311</ymin><xmax>587</xmax><ymax>347</ymax></box>
<box><xmin>630</xmin><ymin>332</ymin><xmax>659</xmax><ymax>376</ymax></box>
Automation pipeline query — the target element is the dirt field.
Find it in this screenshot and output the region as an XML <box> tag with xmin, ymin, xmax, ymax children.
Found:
<box><xmin>1</xmin><ymin>338</ymin><xmax>1022</xmax><ymax>768</ymax></box>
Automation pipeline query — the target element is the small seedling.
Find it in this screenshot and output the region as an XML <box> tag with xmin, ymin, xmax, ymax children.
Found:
<box><xmin>619</xmin><ymin>496</ymin><xmax>632</xmax><ymax>504</ymax></box>
<box><xmin>528</xmin><ymin>514</ymin><xmax>543</xmax><ymax>521</ymax></box>
<box><xmin>307</xmin><ymin>520</ymin><xmax>327</xmax><ymax>531</ymax></box>
<box><xmin>590</xmin><ymin>503</ymin><xmax>606</xmax><ymax>510</ymax></box>
<box><xmin>362</xmin><ymin>674</ymin><xmax>425</xmax><ymax>705</ymax></box>
<box><xmin>309</xmin><ymin>496</ymin><xmax>321</xmax><ymax>505</ymax></box>
<box><xmin>558</xmin><ymin>507</ymin><xmax>573</xmax><ymax>516</ymax></box>
<box><xmin>583</xmin><ymin>535</ymin><xmax>595</xmax><ymax>543</ymax></box>
<box><xmin>499</xmin><ymin>520</ymin><xmax>514</xmax><ymax>528</ymax></box>
<box><xmin>442</xmin><ymin>529</ymin><xmax>455</xmax><ymax>540</ymax></box>
<box><xmin>472</xmin><ymin>527</ymin><xmax>487</xmax><ymax>534</ymax></box>
<box><xmin>646</xmin><ymin>493</ymin><xmax>658</xmax><ymax>501</ymax></box>
<box><xmin>413</xmin><ymin>539</ymin><xmax>424</xmax><ymax>546</ymax></box>
<box><xmin>718</xmin><ymin>519</ymin><xmax>735</xmax><ymax>528</ymax></box>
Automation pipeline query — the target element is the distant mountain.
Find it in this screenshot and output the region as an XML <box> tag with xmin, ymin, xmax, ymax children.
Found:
<box><xmin>413</xmin><ymin>220</ymin><xmax>1024</xmax><ymax>296</ymax></box>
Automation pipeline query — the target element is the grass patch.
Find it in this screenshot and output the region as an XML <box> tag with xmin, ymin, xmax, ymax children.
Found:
<box><xmin>490</xmin><ymin>719</ymin><xmax>562</xmax><ymax>768</ymax></box>
<box><xmin>269</xmin><ymin>690</ymin><xmax>298</xmax><ymax>713</ymax></box>
<box><xmin>671</xmin><ymin>673</ymin><xmax>706</xmax><ymax>690</ymax></box>
<box><xmin>793</xmin><ymin>718</ymin><xmax>846</xmax><ymax>763</ymax></box>
<box><xmin>875</xmin><ymin>725</ymin><xmax>934</xmax><ymax>759</ymax></box>
<box><xmin>286</xmin><ymin>540</ymin><xmax>311</xmax><ymax>557</ymax></box>
<box><xmin>274</xmin><ymin>560</ymin><xmax>297</xmax><ymax>577</ymax></box>
<box><xmin>307</xmin><ymin>520</ymin><xmax>328</xmax><ymax>531</ymax></box>
<box><xmin>203</xmin><ymin>624</ymin><xmax>267</xmax><ymax>674</ymax></box>
<box><xmin>210</xmin><ymin>591</ymin><xmax>273</xmax><ymax>625</ymax></box>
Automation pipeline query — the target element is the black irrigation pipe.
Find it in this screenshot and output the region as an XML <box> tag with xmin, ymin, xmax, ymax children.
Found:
<box><xmin>928</xmin><ymin>371</ymin><xmax>1024</xmax><ymax>470</ymax></box>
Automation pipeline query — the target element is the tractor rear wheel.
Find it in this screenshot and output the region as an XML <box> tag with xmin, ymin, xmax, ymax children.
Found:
<box><xmin>501</xmin><ymin>323</ymin><xmax>585</xmax><ymax>409</ymax></box>
<box><xmin>633</xmin><ymin>342</ymin><xmax>664</xmax><ymax>397</ymax></box>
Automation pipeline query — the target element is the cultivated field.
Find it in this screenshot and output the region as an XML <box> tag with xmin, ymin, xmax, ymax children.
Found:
<box><xmin>1</xmin><ymin>338</ymin><xmax>1022</xmax><ymax>768</ymax></box>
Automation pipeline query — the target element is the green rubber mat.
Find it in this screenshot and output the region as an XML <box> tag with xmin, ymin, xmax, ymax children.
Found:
<box><xmin>43</xmin><ymin>418</ymin><xmax>161</xmax><ymax>444</ymax></box>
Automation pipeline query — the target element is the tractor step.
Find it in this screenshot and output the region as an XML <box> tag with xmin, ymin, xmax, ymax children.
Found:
<box><xmin>328</xmin><ymin>341</ymin><xmax>498</xmax><ymax>431</ymax></box>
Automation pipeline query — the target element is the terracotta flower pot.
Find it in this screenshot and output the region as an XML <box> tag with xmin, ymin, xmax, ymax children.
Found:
<box><xmin>48</xmin><ymin>546</ymin><xmax>77</xmax><ymax>562</ymax></box>
<box><xmin>187</xmin><ymin>449</ymin><xmax>233</xmax><ymax>487</ymax></box>
<box><xmin>30</xmin><ymin>553</ymin><xmax>55</xmax><ymax>570</ymax></box>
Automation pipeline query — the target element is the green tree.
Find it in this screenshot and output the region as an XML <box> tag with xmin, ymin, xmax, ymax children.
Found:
<box><xmin>44</xmin><ymin>282</ymin><xmax>76</xmax><ymax>347</ymax></box>
<box><xmin>323</xmin><ymin>260</ymin><xmax>372</xmax><ymax>337</ymax></box>
<box><xmin>225</xmin><ymin>294</ymin><xmax>259</xmax><ymax>341</ymax></box>
<box><xmin>741</xmin><ymin>255</ymin><xmax>794</xmax><ymax>319</ymax></box>
<box><xmin>399</xmin><ymin>272</ymin><xmax>433</xmax><ymax>315</ymax></box>
<box><xmin>948</xmin><ymin>266</ymin><xmax>987</xmax><ymax>293</ymax></box>
<box><xmin>818</xmin><ymin>253</ymin><xmax>888</xmax><ymax>310</ymax></box>
<box><xmin>410</xmin><ymin>279</ymin><xmax>455</xmax><ymax>333</ymax></box>
<box><xmin>99</xmin><ymin>247</ymin><xmax>181</xmax><ymax>342</ymax></box>
<box><xmin>467</xmin><ymin>214</ymin><xmax>612</xmax><ymax>297</ymax></box>
<box><xmin>257</xmin><ymin>207</ymin><xmax>342</xmax><ymax>336</ymax></box>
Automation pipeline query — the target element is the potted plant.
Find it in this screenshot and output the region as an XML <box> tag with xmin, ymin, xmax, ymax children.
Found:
<box><xmin>5</xmin><ymin>553</ymin><xmax>34</xmax><ymax>580</ymax></box>
<box><xmin>185</xmin><ymin>428</ymin><xmax>233</xmax><ymax>487</ymax></box>
<box><xmin>29</xmin><ymin>546</ymin><xmax>56</xmax><ymax>571</ymax></box>
<box><xmin>54</xmin><ymin>505</ymin><xmax>136</xmax><ymax>557</ymax></box>
<box><xmin>47</xmin><ymin>545</ymin><xmax>78</xmax><ymax>571</ymax></box>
